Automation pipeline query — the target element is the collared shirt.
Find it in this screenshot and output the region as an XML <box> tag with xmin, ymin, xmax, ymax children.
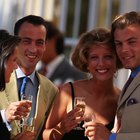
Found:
<box><xmin>46</xmin><ymin>54</ymin><xmax>64</xmax><ymax>78</ymax></box>
<box><xmin>16</xmin><ymin>67</ymin><xmax>36</xmax><ymax>84</ymax></box>
<box><xmin>0</xmin><ymin>110</ymin><xmax>12</xmax><ymax>131</ymax></box>
<box><xmin>16</xmin><ymin>67</ymin><xmax>39</xmax><ymax>118</ymax></box>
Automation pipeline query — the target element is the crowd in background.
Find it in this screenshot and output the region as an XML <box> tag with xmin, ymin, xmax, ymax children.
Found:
<box><xmin>0</xmin><ymin>10</ymin><xmax>140</xmax><ymax>140</ymax></box>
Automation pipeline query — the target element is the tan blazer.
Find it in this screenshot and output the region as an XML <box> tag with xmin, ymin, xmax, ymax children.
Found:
<box><xmin>116</xmin><ymin>72</ymin><xmax>140</xmax><ymax>139</ymax></box>
<box><xmin>0</xmin><ymin>72</ymin><xmax>58</xmax><ymax>138</ymax></box>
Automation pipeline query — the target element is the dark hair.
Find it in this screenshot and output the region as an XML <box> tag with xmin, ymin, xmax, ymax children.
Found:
<box><xmin>14</xmin><ymin>15</ymin><xmax>46</xmax><ymax>35</ymax></box>
<box><xmin>111</xmin><ymin>11</ymin><xmax>140</xmax><ymax>44</ymax></box>
<box><xmin>71</xmin><ymin>27</ymin><xmax>122</xmax><ymax>72</ymax></box>
<box><xmin>0</xmin><ymin>30</ymin><xmax>21</xmax><ymax>91</ymax></box>
<box><xmin>45</xmin><ymin>21</ymin><xmax>64</xmax><ymax>54</ymax></box>
<box><xmin>110</xmin><ymin>11</ymin><xmax>140</xmax><ymax>69</ymax></box>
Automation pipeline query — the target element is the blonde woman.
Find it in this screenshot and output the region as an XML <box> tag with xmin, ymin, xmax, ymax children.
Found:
<box><xmin>43</xmin><ymin>28</ymin><xmax>122</xmax><ymax>140</ymax></box>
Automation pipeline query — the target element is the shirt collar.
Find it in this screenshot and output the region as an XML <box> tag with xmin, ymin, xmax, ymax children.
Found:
<box><xmin>16</xmin><ymin>66</ymin><xmax>36</xmax><ymax>85</ymax></box>
<box><xmin>46</xmin><ymin>54</ymin><xmax>64</xmax><ymax>78</ymax></box>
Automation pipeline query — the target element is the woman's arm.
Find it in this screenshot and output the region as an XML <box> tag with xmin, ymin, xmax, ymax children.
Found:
<box><xmin>42</xmin><ymin>83</ymin><xmax>83</xmax><ymax>140</ymax></box>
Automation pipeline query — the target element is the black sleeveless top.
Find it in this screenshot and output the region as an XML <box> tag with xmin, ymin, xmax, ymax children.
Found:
<box><xmin>62</xmin><ymin>82</ymin><xmax>114</xmax><ymax>140</ymax></box>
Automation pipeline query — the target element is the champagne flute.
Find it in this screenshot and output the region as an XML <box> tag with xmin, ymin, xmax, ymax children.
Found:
<box><xmin>84</xmin><ymin>113</ymin><xmax>95</xmax><ymax>123</ymax></box>
<box><xmin>84</xmin><ymin>113</ymin><xmax>96</xmax><ymax>140</ymax></box>
<box><xmin>22</xmin><ymin>117</ymin><xmax>35</xmax><ymax>132</ymax></box>
<box><xmin>21</xmin><ymin>94</ymin><xmax>33</xmax><ymax>117</ymax></box>
<box><xmin>20</xmin><ymin>94</ymin><xmax>33</xmax><ymax>132</ymax></box>
<box><xmin>26</xmin><ymin>95</ymin><xmax>33</xmax><ymax>117</ymax></box>
<box><xmin>74</xmin><ymin>97</ymin><xmax>86</xmax><ymax>130</ymax></box>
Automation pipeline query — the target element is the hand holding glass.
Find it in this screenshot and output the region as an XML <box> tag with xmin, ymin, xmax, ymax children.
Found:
<box><xmin>84</xmin><ymin>113</ymin><xmax>96</xmax><ymax>140</ymax></box>
<box><xmin>74</xmin><ymin>97</ymin><xmax>85</xmax><ymax>130</ymax></box>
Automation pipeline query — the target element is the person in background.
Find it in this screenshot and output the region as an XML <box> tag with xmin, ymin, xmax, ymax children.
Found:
<box><xmin>36</xmin><ymin>21</ymin><xmax>86</xmax><ymax>87</ymax></box>
<box><xmin>0</xmin><ymin>30</ymin><xmax>35</xmax><ymax>139</ymax></box>
<box><xmin>83</xmin><ymin>11</ymin><xmax>140</xmax><ymax>140</ymax></box>
<box><xmin>0</xmin><ymin>15</ymin><xmax>58</xmax><ymax>139</ymax></box>
<box><xmin>42</xmin><ymin>28</ymin><xmax>122</xmax><ymax>140</ymax></box>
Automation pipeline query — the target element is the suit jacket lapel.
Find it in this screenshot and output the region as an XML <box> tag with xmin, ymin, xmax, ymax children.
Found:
<box><xmin>5</xmin><ymin>72</ymin><xmax>19</xmax><ymax>102</ymax></box>
<box><xmin>118</xmin><ymin>72</ymin><xmax>140</xmax><ymax>108</ymax></box>
<box><xmin>34</xmin><ymin>73</ymin><xmax>48</xmax><ymax>131</ymax></box>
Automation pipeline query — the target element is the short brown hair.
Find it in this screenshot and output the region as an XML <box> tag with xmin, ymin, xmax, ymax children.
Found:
<box><xmin>111</xmin><ymin>11</ymin><xmax>140</xmax><ymax>43</ymax></box>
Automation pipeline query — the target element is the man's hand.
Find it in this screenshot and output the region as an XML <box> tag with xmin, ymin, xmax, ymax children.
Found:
<box><xmin>5</xmin><ymin>100</ymin><xmax>32</xmax><ymax>122</ymax></box>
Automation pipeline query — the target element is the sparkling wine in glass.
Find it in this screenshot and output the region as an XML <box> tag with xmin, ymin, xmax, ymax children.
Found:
<box><xmin>74</xmin><ymin>97</ymin><xmax>86</xmax><ymax>130</ymax></box>
<box><xmin>26</xmin><ymin>95</ymin><xmax>33</xmax><ymax>117</ymax></box>
<box><xmin>84</xmin><ymin>113</ymin><xmax>95</xmax><ymax>123</ymax></box>
<box><xmin>22</xmin><ymin>117</ymin><xmax>35</xmax><ymax>132</ymax></box>
<box><xmin>20</xmin><ymin>94</ymin><xmax>33</xmax><ymax>132</ymax></box>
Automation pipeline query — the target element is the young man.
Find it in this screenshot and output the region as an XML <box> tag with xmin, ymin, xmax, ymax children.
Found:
<box><xmin>0</xmin><ymin>15</ymin><xmax>58</xmax><ymax>139</ymax></box>
<box><xmin>83</xmin><ymin>11</ymin><xmax>140</xmax><ymax>140</ymax></box>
